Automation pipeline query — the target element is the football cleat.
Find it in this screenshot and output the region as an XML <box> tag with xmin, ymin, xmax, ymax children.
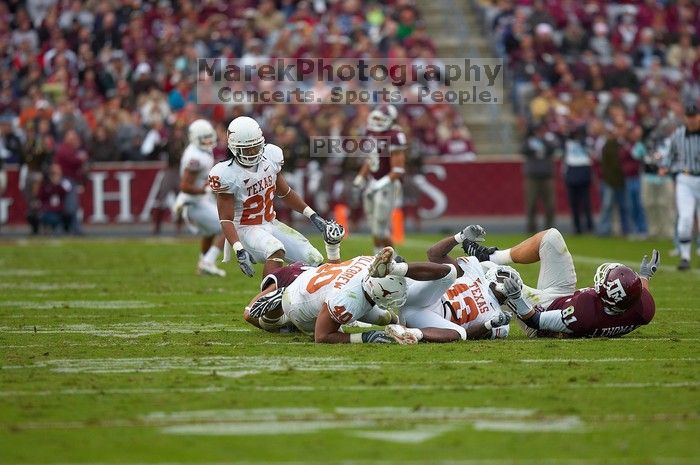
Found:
<box><xmin>678</xmin><ymin>259</ymin><xmax>690</xmax><ymax>271</ymax></box>
<box><xmin>462</xmin><ymin>240</ymin><xmax>497</xmax><ymax>262</ymax></box>
<box><xmin>197</xmin><ymin>260</ymin><xmax>226</xmax><ymax>277</ymax></box>
<box><xmin>368</xmin><ymin>246</ymin><xmax>396</xmax><ymax>278</ymax></box>
<box><xmin>383</xmin><ymin>324</ymin><xmax>419</xmax><ymax>344</ymax></box>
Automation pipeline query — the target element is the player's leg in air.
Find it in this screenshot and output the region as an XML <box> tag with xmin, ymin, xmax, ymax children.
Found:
<box><xmin>461</xmin><ymin>227</ymin><xmax>577</xmax><ymax>307</ymax></box>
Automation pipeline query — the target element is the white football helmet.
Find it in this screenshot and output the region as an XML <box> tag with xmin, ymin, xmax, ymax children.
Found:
<box><xmin>227</xmin><ymin>116</ymin><xmax>265</xmax><ymax>167</ymax></box>
<box><xmin>367</xmin><ymin>104</ymin><xmax>398</xmax><ymax>132</ymax></box>
<box><xmin>362</xmin><ymin>275</ymin><xmax>407</xmax><ymax>311</ymax></box>
<box><xmin>188</xmin><ymin>119</ymin><xmax>217</xmax><ymax>152</ymax></box>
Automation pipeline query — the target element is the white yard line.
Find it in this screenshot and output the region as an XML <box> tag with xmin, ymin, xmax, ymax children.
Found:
<box><xmin>0</xmin><ymin>322</ymin><xmax>251</xmax><ymax>338</ymax></box>
<box><xmin>30</xmin><ymin>459</ymin><xmax>699</xmax><ymax>465</ymax></box>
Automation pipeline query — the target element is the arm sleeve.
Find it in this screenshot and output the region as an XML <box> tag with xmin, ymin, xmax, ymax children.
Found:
<box><xmin>265</xmin><ymin>144</ymin><xmax>285</xmax><ymax>174</ymax></box>
<box><xmin>208</xmin><ymin>163</ymin><xmax>235</xmax><ymax>194</ymax></box>
<box><xmin>537</xmin><ymin>310</ymin><xmax>574</xmax><ymax>333</ymax></box>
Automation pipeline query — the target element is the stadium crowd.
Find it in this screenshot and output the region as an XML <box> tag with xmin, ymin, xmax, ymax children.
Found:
<box><xmin>0</xmin><ymin>0</ymin><xmax>477</xmax><ymax>234</ymax></box>
<box><xmin>478</xmin><ymin>0</ymin><xmax>700</xmax><ymax>240</ymax></box>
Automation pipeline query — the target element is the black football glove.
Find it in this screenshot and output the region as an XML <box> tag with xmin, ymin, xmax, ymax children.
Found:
<box><xmin>236</xmin><ymin>248</ymin><xmax>256</xmax><ymax>277</ymax></box>
<box><xmin>361</xmin><ymin>330</ymin><xmax>395</xmax><ymax>343</ymax></box>
<box><xmin>462</xmin><ymin>240</ymin><xmax>497</xmax><ymax>262</ymax></box>
<box><xmin>248</xmin><ymin>287</ymin><xmax>285</xmax><ymax>318</ymax></box>
<box><xmin>639</xmin><ymin>249</ymin><xmax>660</xmax><ymax>280</ymax></box>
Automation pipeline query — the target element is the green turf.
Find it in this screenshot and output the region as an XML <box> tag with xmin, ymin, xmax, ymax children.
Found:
<box><xmin>0</xmin><ymin>233</ymin><xmax>698</xmax><ymax>465</ymax></box>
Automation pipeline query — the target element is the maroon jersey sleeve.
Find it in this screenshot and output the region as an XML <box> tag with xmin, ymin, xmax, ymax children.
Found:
<box><xmin>260</xmin><ymin>262</ymin><xmax>311</xmax><ymax>291</ymax></box>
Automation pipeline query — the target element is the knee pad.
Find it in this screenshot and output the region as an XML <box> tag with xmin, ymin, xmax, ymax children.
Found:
<box><xmin>542</xmin><ymin>228</ymin><xmax>567</xmax><ymax>254</ymax></box>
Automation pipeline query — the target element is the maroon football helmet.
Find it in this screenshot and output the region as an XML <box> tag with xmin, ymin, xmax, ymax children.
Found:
<box><xmin>367</xmin><ymin>104</ymin><xmax>398</xmax><ymax>132</ymax></box>
<box><xmin>593</xmin><ymin>263</ymin><xmax>642</xmax><ymax>314</ymax></box>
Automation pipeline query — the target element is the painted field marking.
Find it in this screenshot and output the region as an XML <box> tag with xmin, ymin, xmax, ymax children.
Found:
<box><xmin>11</xmin><ymin>406</ymin><xmax>581</xmax><ymax>436</ymax></box>
<box><xmin>0</xmin><ymin>283</ymin><xmax>97</xmax><ymax>291</ymax></box>
<box><xmin>6</xmin><ymin>381</ymin><xmax>697</xmax><ymax>398</ymax></box>
<box><xmin>19</xmin><ymin>459</ymin><xmax>698</xmax><ymax>465</ymax></box>
<box><xmin>0</xmin><ymin>269</ymin><xmax>48</xmax><ymax>277</ymax></box>
<box><xmin>1</xmin><ymin>356</ymin><xmax>381</xmax><ymax>378</ymax></box>
<box><xmin>0</xmin><ymin>322</ymin><xmax>251</xmax><ymax>338</ymax></box>
<box><xmin>350</xmin><ymin>425</ymin><xmax>456</xmax><ymax>443</ymax></box>
<box><xmin>1</xmin><ymin>300</ymin><xmax>155</xmax><ymax>309</ymax></box>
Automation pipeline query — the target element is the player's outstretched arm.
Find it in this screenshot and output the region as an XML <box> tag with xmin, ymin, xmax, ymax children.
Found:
<box><xmin>427</xmin><ymin>225</ymin><xmax>487</xmax><ymax>272</ymax></box>
<box><xmin>314</xmin><ymin>304</ymin><xmax>404</xmax><ymax>344</ymax></box>
<box><xmin>275</xmin><ymin>174</ymin><xmax>345</xmax><ymax>244</ymax></box>
<box><xmin>638</xmin><ymin>249</ymin><xmax>660</xmax><ymax>291</ymax></box>
<box><xmin>215</xmin><ymin>193</ymin><xmax>256</xmax><ymax>277</ymax></box>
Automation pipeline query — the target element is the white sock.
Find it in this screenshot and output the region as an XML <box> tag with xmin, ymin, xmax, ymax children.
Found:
<box><xmin>679</xmin><ymin>242</ymin><xmax>691</xmax><ymax>261</ymax></box>
<box><xmin>203</xmin><ymin>246</ymin><xmax>221</xmax><ymax>264</ymax></box>
<box><xmin>489</xmin><ymin>249</ymin><xmax>512</xmax><ymax>265</ymax></box>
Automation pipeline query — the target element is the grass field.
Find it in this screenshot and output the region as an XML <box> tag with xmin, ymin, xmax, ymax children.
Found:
<box><xmin>0</xmin><ymin>232</ymin><xmax>698</xmax><ymax>465</ymax></box>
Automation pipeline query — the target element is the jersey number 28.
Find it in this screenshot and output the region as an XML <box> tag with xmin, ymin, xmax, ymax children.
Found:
<box><xmin>241</xmin><ymin>187</ymin><xmax>276</xmax><ymax>225</ymax></box>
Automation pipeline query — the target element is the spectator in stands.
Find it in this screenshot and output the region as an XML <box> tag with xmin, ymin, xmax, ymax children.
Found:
<box><xmin>522</xmin><ymin>122</ymin><xmax>558</xmax><ymax>233</ymax></box>
<box><xmin>87</xmin><ymin>124</ymin><xmax>119</xmax><ymax>162</ymax></box>
<box><xmin>53</xmin><ymin>129</ymin><xmax>88</xmax><ymax>234</ymax></box>
<box><xmin>37</xmin><ymin>163</ymin><xmax>72</xmax><ymax>233</ymax></box>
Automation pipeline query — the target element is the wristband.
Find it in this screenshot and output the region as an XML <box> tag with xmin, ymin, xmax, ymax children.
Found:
<box><xmin>484</xmin><ymin>320</ymin><xmax>493</xmax><ymax>331</ymax></box>
<box><xmin>391</xmin><ymin>167</ymin><xmax>405</xmax><ymax>174</ymax></box>
<box><xmin>303</xmin><ymin>206</ymin><xmax>316</xmax><ymax>219</ymax></box>
<box><xmin>350</xmin><ymin>333</ymin><xmax>363</xmax><ymax>343</ymax></box>
<box><xmin>391</xmin><ymin>262</ymin><xmax>408</xmax><ymax>277</ymax></box>
<box><xmin>453</xmin><ymin>232</ymin><xmax>464</xmax><ymax>243</ymax></box>
<box><xmin>232</xmin><ymin>241</ymin><xmax>244</xmax><ymax>252</ymax></box>
<box><xmin>325</xmin><ymin>242</ymin><xmax>340</xmax><ymax>261</ymax></box>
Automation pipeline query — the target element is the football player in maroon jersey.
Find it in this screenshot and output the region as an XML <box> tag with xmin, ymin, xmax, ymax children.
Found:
<box><xmin>456</xmin><ymin>227</ymin><xmax>660</xmax><ymax>338</ymax></box>
<box><xmin>353</xmin><ymin>105</ymin><xmax>408</xmax><ymax>253</ymax></box>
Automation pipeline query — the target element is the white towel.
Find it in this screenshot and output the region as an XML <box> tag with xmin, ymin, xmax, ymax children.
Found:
<box><xmin>222</xmin><ymin>239</ymin><xmax>233</xmax><ymax>263</ymax></box>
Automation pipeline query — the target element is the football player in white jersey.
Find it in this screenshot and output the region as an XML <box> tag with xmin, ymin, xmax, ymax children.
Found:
<box><xmin>245</xmin><ymin>235</ymin><xmax>509</xmax><ymax>344</ymax></box>
<box><xmin>209</xmin><ymin>116</ymin><xmax>339</xmax><ymax>277</ymax></box>
<box><xmin>173</xmin><ymin>119</ymin><xmax>226</xmax><ymax>277</ymax></box>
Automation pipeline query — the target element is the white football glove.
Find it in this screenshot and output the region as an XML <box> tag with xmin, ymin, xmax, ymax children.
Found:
<box><xmin>455</xmin><ymin>224</ymin><xmax>486</xmax><ymax>243</ymax></box>
<box><xmin>639</xmin><ymin>249</ymin><xmax>660</xmax><ymax>280</ymax></box>
<box><xmin>497</xmin><ymin>276</ymin><xmax>522</xmax><ymax>301</ymax></box>
<box><xmin>236</xmin><ymin>249</ymin><xmax>256</xmax><ymax>277</ymax></box>
<box><xmin>323</xmin><ymin>220</ymin><xmax>345</xmax><ymax>245</ymax></box>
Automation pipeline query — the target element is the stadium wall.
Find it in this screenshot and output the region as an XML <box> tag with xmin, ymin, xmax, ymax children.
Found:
<box><xmin>0</xmin><ymin>161</ymin><xmax>599</xmax><ymax>225</ymax></box>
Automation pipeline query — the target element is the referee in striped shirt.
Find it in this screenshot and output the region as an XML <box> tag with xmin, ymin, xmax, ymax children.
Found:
<box><xmin>660</xmin><ymin>102</ymin><xmax>700</xmax><ymax>271</ymax></box>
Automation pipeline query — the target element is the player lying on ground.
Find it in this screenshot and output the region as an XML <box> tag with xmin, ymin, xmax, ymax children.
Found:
<box><xmin>172</xmin><ymin>119</ymin><xmax>226</xmax><ymax>277</ymax></box>
<box><xmin>244</xmin><ymin>230</ymin><xmax>509</xmax><ymax>343</ymax></box>
<box><xmin>209</xmin><ymin>116</ymin><xmax>340</xmax><ymax>277</ymax></box>
<box><xmin>457</xmin><ymin>228</ymin><xmax>659</xmax><ymax>338</ymax></box>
